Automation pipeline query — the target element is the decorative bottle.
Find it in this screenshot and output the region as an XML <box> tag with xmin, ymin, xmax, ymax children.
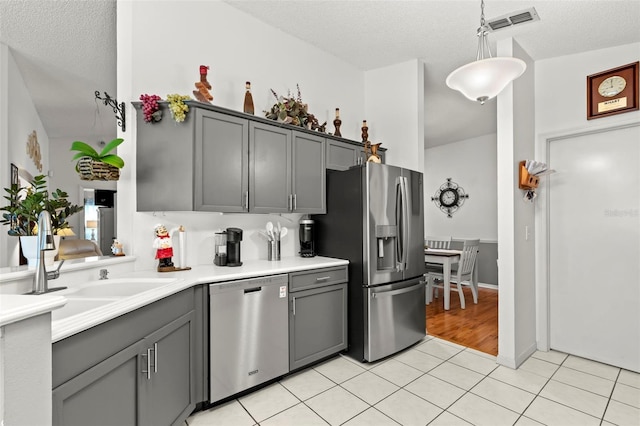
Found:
<box><xmin>333</xmin><ymin>108</ymin><xmax>342</xmax><ymax>137</ymax></box>
<box><xmin>243</xmin><ymin>81</ymin><xmax>255</xmax><ymax>115</ymax></box>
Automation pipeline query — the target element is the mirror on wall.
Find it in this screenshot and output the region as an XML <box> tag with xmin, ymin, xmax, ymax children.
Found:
<box><xmin>81</xmin><ymin>188</ymin><xmax>117</xmax><ymax>255</ymax></box>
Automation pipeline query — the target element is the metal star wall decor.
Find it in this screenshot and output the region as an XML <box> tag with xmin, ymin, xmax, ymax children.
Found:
<box><xmin>431</xmin><ymin>178</ymin><xmax>469</xmax><ymax>218</ymax></box>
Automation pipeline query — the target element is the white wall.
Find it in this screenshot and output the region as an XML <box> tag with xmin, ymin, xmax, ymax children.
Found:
<box><xmin>497</xmin><ymin>38</ymin><xmax>537</xmax><ymax>368</ymax></box>
<box><xmin>423</xmin><ymin>133</ymin><xmax>497</xmax><ymax>240</ymax></box>
<box><xmin>365</xmin><ymin>59</ymin><xmax>425</xmax><ymax>171</ymax></box>
<box><xmin>534</xmin><ymin>42</ymin><xmax>640</xmax><ymax>350</ymax></box>
<box><xmin>117</xmin><ymin>1</ymin><xmax>371</xmax><ymax>271</ymax></box>
<box><xmin>0</xmin><ymin>44</ymin><xmax>51</xmax><ymax>267</ymax></box>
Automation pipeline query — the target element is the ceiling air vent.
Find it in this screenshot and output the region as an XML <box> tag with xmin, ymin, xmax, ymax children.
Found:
<box><xmin>486</xmin><ymin>7</ymin><xmax>540</xmax><ymax>32</ymax></box>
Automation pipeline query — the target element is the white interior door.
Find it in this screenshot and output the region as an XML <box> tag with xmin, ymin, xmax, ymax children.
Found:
<box><xmin>549</xmin><ymin>124</ymin><xmax>640</xmax><ymax>372</ymax></box>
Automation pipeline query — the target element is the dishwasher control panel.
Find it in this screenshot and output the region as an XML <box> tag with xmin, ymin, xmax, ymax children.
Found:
<box><xmin>212</xmin><ymin>274</ymin><xmax>288</xmax><ymax>292</ymax></box>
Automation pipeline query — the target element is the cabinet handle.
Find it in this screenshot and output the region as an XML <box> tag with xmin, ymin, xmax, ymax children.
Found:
<box><xmin>141</xmin><ymin>348</ymin><xmax>151</xmax><ymax>380</ymax></box>
<box><xmin>315</xmin><ymin>276</ymin><xmax>331</xmax><ymax>281</ymax></box>
<box><xmin>153</xmin><ymin>343</ymin><xmax>158</xmax><ymax>373</ymax></box>
<box><xmin>244</xmin><ymin>191</ymin><xmax>249</xmax><ymax>210</ymax></box>
<box><xmin>293</xmin><ymin>194</ymin><xmax>297</xmax><ymax>211</ymax></box>
<box><xmin>288</xmin><ymin>194</ymin><xmax>293</xmax><ymax>211</ymax></box>
<box><xmin>292</xmin><ymin>297</ymin><xmax>296</xmax><ymax>316</ymax></box>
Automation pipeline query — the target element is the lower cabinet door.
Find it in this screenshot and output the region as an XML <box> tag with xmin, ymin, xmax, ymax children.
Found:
<box><xmin>52</xmin><ymin>339</ymin><xmax>146</xmax><ymax>426</ymax></box>
<box><xmin>289</xmin><ymin>283</ymin><xmax>348</xmax><ymax>371</ymax></box>
<box><xmin>141</xmin><ymin>311</ymin><xmax>196</xmax><ymax>426</ymax></box>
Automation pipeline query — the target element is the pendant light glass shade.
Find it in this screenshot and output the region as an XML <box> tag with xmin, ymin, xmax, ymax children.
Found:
<box><xmin>446</xmin><ymin>57</ymin><xmax>526</xmax><ymax>104</ymax></box>
<box><xmin>446</xmin><ymin>0</ymin><xmax>527</xmax><ymax>104</ymax></box>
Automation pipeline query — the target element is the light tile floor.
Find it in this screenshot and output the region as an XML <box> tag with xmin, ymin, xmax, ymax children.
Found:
<box><xmin>187</xmin><ymin>336</ymin><xmax>640</xmax><ymax>426</ymax></box>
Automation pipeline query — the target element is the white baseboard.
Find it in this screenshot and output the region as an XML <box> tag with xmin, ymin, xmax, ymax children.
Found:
<box><xmin>478</xmin><ymin>283</ymin><xmax>498</xmax><ymax>290</ymax></box>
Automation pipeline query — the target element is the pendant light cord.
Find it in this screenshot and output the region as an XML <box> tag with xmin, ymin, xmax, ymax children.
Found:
<box><xmin>476</xmin><ymin>0</ymin><xmax>492</xmax><ymax>61</ymax></box>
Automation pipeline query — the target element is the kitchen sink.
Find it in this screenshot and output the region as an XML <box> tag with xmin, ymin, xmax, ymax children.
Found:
<box><xmin>65</xmin><ymin>277</ymin><xmax>179</xmax><ymax>298</ymax></box>
<box><xmin>51</xmin><ymin>298</ymin><xmax>116</xmax><ymax>321</ymax></box>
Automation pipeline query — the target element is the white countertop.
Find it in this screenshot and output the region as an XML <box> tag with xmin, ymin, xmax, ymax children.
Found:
<box><xmin>51</xmin><ymin>256</ymin><xmax>348</xmax><ymax>343</ymax></box>
<box><xmin>0</xmin><ymin>294</ymin><xmax>67</xmax><ymax>327</ymax></box>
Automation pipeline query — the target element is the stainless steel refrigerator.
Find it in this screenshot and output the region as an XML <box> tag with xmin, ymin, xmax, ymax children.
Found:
<box><xmin>313</xmin><ymin>162</ymin><xmax>426</xmax><ymax>362</ymax></box>
<box><xmin>97</xmin><ymin>207</ymin><xmax>115</xmax><ymax>255</ymax></box>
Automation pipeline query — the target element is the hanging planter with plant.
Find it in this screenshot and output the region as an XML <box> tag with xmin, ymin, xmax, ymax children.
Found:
<box><xmin>70</xmin><ymin>138</ymin><xmax>125</xmax><ymax>181</ymax></box>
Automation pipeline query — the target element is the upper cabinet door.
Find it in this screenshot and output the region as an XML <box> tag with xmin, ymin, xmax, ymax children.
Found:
<box><xmin>326</xmin><ymin>140</ymin><xmax>358</xmax><ymax>171</ymax></box>
<box><xmin>249</xmin><ymin>122</ymin><xmax>292</xmax><ymax>213</ymax></box>
<box><xmin>136</xmin><ymin>105</ymin><xmax>195</xmax><ymax>212</ymax></box>
<box><xmin>194</xmin><ymin>109</ymin><xmax>249</xmax><ymax>212</ymax></box>
<box><xmin>292</xmin><ymin>131</ymin><xmax>326</xmax><ymax>214</ymax></box>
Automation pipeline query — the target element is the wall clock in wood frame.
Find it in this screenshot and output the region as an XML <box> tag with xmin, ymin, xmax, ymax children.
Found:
<box><xmin>431</xmin><ymin>178</ymin><xmax>469</xmax><ymax>218</ymax></box>
<box><xmin>587</xmin><ymin>61</ymin><xmax>639</xmax><ymax>120</ymax></box>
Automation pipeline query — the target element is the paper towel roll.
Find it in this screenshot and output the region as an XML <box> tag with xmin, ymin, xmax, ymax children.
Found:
<box><xmin>178</xmin><ymin>225</ymin><xmax>186</xmax><ymax>268</ymax></box>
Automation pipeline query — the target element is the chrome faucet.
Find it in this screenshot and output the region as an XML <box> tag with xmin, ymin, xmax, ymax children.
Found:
<box><xmin>29</xmin><ymin>211</ymin><xmax>67</xmax><ymax>294</ymax></box>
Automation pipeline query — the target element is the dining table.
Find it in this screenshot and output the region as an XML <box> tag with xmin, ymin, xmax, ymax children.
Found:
<box><xmin>424</xmin><ymin>248</ymin><xmax>461</xmax><ymax>310</ymax></box>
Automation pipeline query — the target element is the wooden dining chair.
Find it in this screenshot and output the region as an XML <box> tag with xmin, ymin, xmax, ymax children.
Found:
<box><xmin>426</xmin><ymin>239</ymin><xmax>480</xmax><ymax>309</ymax></box>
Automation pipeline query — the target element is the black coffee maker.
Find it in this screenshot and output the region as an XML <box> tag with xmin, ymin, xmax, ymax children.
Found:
<box><xmin>299</xmin><ymin>219</ymin><xmax>316</xmax><ymax>257</ymax></box>
<box><xmin>226</xmin><ymin>227</ymin><xmax>243</xmax><ymax>266</ymax></box>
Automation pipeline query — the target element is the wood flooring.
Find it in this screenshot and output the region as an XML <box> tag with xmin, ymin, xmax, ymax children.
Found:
<box><xmin>426</xmin><ymin>286</ymin><xmax>498</xmax><ymax>356</ymax></box>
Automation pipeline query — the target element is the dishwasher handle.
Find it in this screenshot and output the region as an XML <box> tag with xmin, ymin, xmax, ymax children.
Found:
<box><xmin>244</xmin><ymin>287</ymin><xmax>263</xmax><ymax>294</ymax></box>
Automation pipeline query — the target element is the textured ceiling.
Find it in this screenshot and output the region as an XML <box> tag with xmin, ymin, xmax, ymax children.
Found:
<box><xmin>223</xmin><ymin>0</ymin><xmax>640</xmax><ymax>147</ymax></box>
<box><xmin>0</xmin><ymin>0</ymin><xmax>116</xmax><ymax>143</ymax></box>
<box><xmin>1</xmin><ymin>0</ymin><xmax>639</xmax><ymax>150</ymax></box>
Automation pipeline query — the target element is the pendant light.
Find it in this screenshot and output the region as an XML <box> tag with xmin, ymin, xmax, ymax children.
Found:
<box><xmin>446</xmin><ymin>0</ymin><xmax>526</xmax><ymax>104</ymax></box>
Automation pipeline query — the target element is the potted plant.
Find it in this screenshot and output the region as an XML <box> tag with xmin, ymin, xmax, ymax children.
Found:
<box><xmin>1</xmin><ymin>174</ymin><xmax>83</xmax><ymax>266</ymax></box>
<box><xmin>70</xmin><ymin>138</ymin><xmax>125</xmax><ymax>181</ymax></box>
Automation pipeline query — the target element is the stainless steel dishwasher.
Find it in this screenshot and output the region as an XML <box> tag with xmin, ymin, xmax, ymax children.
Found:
<box><xmin>209</xmin><ymin>274</ymin><xmax>289</xmax><ymax>403</ymax></box>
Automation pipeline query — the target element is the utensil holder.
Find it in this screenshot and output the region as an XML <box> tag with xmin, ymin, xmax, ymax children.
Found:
<box><xmin>268</xmin><ymin>240</ymin><xmax>281</xmax><ymax>261</ymax></box>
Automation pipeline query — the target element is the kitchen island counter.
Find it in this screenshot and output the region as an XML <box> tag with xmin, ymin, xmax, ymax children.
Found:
<box><xmin>51</xmin><ymin>256</ymin><xmax>348</xmax><ymax>342</ymax></box>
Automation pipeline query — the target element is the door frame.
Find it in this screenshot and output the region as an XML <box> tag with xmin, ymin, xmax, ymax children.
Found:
<box><xmin>535</xmin><ymin>119</ymin><xmax>640</xmax><ymax>351</ymax></box>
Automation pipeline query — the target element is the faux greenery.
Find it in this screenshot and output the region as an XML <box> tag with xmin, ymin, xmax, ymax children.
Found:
<box><xmin>70</xmin><ymin>138</ymin><xmax>125</xmax><ymax>170</ymax></box>
<box><xmin>265</xmin><ymin>85</ymin><xmax>310</xmax><ymax>127</ymax></box>
<box><xmin>0</xmin><ymin>174</ymin><xmax>83</xmax><ymax>236</ymax></box>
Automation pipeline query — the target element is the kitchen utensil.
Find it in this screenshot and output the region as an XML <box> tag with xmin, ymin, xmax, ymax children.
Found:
<box><xmin>258</xmin><ymin>230</ymin><xmax>272</xmax><ymax>241</ymax></box>
<box><xmin>280</xmin><ymin>227</ymin><xmax>288</xmax><ymax>238</ymax></box>
<box><xmin>266</xmin><ymin>222</ymin><xmax>275</xmax><ymax>240</ymax></box>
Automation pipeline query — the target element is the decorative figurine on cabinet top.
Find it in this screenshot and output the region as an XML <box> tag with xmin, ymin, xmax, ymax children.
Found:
<box><xmin>193</xmin><ymin>65</ymin><xmax>213</xmax><ymax>103</ymax></box>
<box><xmin>153</xmin><ymin>224</ymin><xmax>175</xmax><ymax>271</ymax></box>
<box><xmin>367</xmin><ymin>143</ymin><xmax>382</xmax><ymax>163</ymax></box>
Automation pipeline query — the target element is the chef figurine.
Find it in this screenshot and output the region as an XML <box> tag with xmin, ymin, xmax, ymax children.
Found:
<box><xmin>153</xmin><ymin>224</ymin><xmax>174</xmax><ymax>270</ymax></box>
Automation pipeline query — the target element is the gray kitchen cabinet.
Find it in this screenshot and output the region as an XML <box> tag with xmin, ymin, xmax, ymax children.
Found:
<box><xmin>194</xmin><ymin>109</ymin><xmax>249</xmax><ymax>212</ymax></box>
<box><xmin>249</xmin><ymin>121</ymin><xmax>292</xmax><ymax>213</ymax></box>
<box><xmin>135</xmin><ymin>104</ymin><xmax>249</xmax><ymax>212</ymax></box>
<box><xmin>250</xmin><ymin>121</ymin><xmax>326</xmax><ymax>214</ymax></box>
<box><xmin>326</xmin><ymin>139</ymin><xmax>363</xmax><ymax>170</ymax></box>
<box><xmin>326</xmin><ymin>139</ymin><xmax>386</xmax><ymax>171</ymax></box>
<box><xmin>292</xmin><ymin>130</ymin><xmax>326</xmax><ymax>214</ymax></box>
<box><xmin>52</xmin><ymin>338</ymin><xmax>144</xmax><ymax>425</ymax></box>
<box><xmin>289</xmin><ymin>266</ymin><xmax>348</xmax><ymax>371</ymax></box>
<box><xmin>135</xmin><ymin>101</ymin><xmax>381</xmax><ymax>212</ymax></box>
<box><xmin>52</xmin><ymin>289</ymin><xmax>199</xmax><ymax>426</ymax></box>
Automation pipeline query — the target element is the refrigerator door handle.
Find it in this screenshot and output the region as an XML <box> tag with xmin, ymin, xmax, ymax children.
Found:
<box><xmin>395</xmin><ymin>178</ymin><xmax>403</xmax><ymax>271</ymax></box>
<box><xmin>397</xmin><ymin>176</ymin><xmax>409</xmax><ymax>271</ymax></box>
